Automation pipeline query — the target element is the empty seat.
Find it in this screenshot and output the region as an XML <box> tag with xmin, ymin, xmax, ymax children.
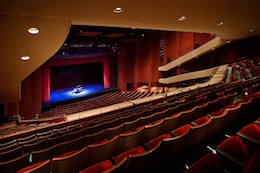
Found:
<box><xmin>85</xmin><ymin>122</ymin><xmax>104</xmax><ymax>135</ymax></box>
<box><xmin>126</xmin><ymin>141</ymin><xmax>162</xmax><ymax>173</ymax></box>
<box><xmin>237</xmin><ymin>123</ymin><xmax>260</xmax><ymax>152</ymax></box>
<box><xmin>177</xmin><ymin>107</ymin><xmax>196</xmax><ymax>127</ymax></box>
<box><xmin>0</xmin><ymin>153</ymin><xmax>30</xmax><ymax>173</ymax></box>
<box><xmin>85</xmin><ymin>129</ymin><xmax>107</xmax><ymax>146</ymax></box>
<box><xmin>116</xmin><ymin>127</ymin><xmax>146</xmax><ymax>163</ymax></box>
<box><xmin>87</xmin><ymin>135</ymin><xmax>119</xmax><ymax>166</ymax></box>
<box><xmin>0</xmin><ymin>145</ymin><xmax>23</xmax><ymax>162</ymax></box>
<box><xmin>216</xmin><ymin>136</ymin><xmax>250</xmax><ymax>172</ymax></box>
<box><xmin>59</xmin><ymin>136</ymin><xmax>85</xmax><ymax>155</ymax></box>
<box><xmin>67</xmin><ymin>127</ymin><xmax>87</xmax><ymax>140</ymax></box>
<box><xmin>185</xmin><ymin>115</ymin><xmax>212</xmax><ymax>150</ymax></box>
<box><xmin>205</xmin><ymin>109</ymin><xmax>228</xmax><ymax>139</ymax></box>
<box><xmin>23</xmin><ymin>139</ymin><xmax>47</xmax><ymax>154</ymax></box>
<box><xmin>31</xmin><ymin>144</ymin><xmax>60</xmax><ymax>164</ymax></box>
<box><xmin>103</xmin><ymin>157</ymin><xmax>127</xmax><ymax>173</ymax></box>
<box><xmin>157</xmin><ymin>127</ymin><xmax>190</xmax><ymax>164</ymax></box>
<box><xmin>16</xmin><ymin>159</ymin><xmax>51</xmax><ymax>173</ymax></box>
<box><xmin>106</xmin><ymin>123</ymin><xmax>125</xmax><ymax>139</ymax></box>
<box><xmin>184</xmin><ymin>152</ymin><xmax>225</xmax><ymax>173</ymax></box>
<box><xmin>79</xmin><ymin>160</ymin><xmax>114</xmax><ymax>173</ymax></box>
<box><xmin>51</xmin><ymin>146</ymin><xmax>88</xmax><ymax>173</ymax></box>
<box><xmin>143</xmin><ymin>119</ymin><xmax>166</xmax><ymax>143</ymax></box>
<box><xmin>162</xmin><ymin>112</ymin><xmax>181</xmax><ymax>133</ymax></box>
<box><xmin>123</xmin><ymin>118</ymin><xmax>140</xmax><ymax>132</ymax></box>
<box><xmin>46</xmin><ymin>133</ymin><xmax>67</xmax><ymax>147</ymax></box>
<box><xmin>222</xmin><ymin>103</ymin><xmax>241</xmax><ymax>128</ymax></box>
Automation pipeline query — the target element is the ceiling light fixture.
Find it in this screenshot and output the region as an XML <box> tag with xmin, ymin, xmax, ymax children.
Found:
<box><xmin>28</xmin><ymin>27</ymin><xmax>39</xmax><ymax>35</ymax></box>
<box><xmin>178</xmin><ymin>15</ymin><xmax>187</xmax><ymax>22</ymax></box>
<box><xmin>113</xmin><ymin>6</ymin><xmax>123</xmax><ymax>13</ymax></box>
<box><xmin>21</xmin><ymin>56</ymin><xmax>30</xmax><ymax>61</ymax></box>
<box><xmin>249</xmin><ymin>29</ymin><xmax>255</xmax><ymax>33</ymax></box>
<box><xmin>217</xmin><ymin>21</ymin><xmax>224</xmax><ymax>26</ymax></box>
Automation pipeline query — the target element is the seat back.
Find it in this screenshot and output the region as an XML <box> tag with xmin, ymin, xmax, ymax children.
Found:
<box><xmin>59</xmin><ymin>136</ymin><xmax>85</xmax><ymax>155</ymax></box>
<box><xmin>162</xmin><ymin>113</ymin><xmax>180</xmax><ymax>133</ymax></box>
<box><xmin>117</xmin><ymin>127</ymin><xmax>144</xmax><ymax>154</ymax></box>
<box><xmin>184</xmin><ymin>116</ymin><xmax>211</xmax><ymax>151</ymax></box>
<box><xmin>142</xmin><ymin>119</ymin><xmax>165</xmax><ymax>143</ymax></box>
<box><xmin>216</xmin><ymin>136</ymin><xmax>250</xmax><ymax>172</ymax></box>
<box><xmin>0</xmin><ymin>145</ymin><xmax>23</xmax><ymax>162</ymax></box>
<box><xmin>106</xmin><ymin>123</ymin><xmax>125</xmax><ymax>139</ymax></box>
<box><xmin>51</xmin><ymin>146</ymin><xmax>88</xmax><ymax>173</ymax></box>
<box><xmin>103</xmin><ymin>157</ymin><xmax>128</xmax><ymax>173</ymax></box>
<box><xmin>205</xmin><ymin>109</ymin><xmax>227</xmax><ymax>139</ymax></box>
<box><xmin>23</xmin><ymin>139</ymin><xmax>47</xmax><ymax>154</ymax></box>
<box><xmin>88</xmin><ymin>135</ymin><xmax>119</xmax><ymax>166</ymax></box>
<box><xmin>124</xmin><ymin>118</ymin><xmax>140</xmax><ymax>132</ymax></box>
<box><xmin>0</xmin><ymin>153</ymin><xmax>30</xmax><ymax>173</ymax></box>
<box><xmin>85</xmin><ymin>129</ymin><xmax>107</xmax><ymax>146</ymax></box>
<box><xmin>184</xmin><ymin>153</ymin><xmax>225</xmax><ymax>173</ymax></box>
<box><xmin>31</xmin><ymin>144</ymin><xmax>60</xmax><ymax>164</ymax></box>
<box><xmin>126</xmin><ymin>141</ymin><xmax>161</xmax><ymax>173</ymax></box>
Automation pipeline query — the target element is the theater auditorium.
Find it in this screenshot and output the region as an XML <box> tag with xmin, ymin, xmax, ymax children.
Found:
<box><xmin>0</xmin><ymin>1</ymin><xmax>260</xmax><ymax>173</ymax></box>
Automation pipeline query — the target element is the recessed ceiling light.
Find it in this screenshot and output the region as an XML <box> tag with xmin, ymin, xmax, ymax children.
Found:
<box><xmin>249</xmin><ymin>29</ymin><xmax>255</xmax><ymax>33</ymax></box>
<box><xmin>178</xmin><ymin>15</ymin><xmax>187</xmax><ymax>22</ymax></box>
<box><xmin>28</xmin><ymin>27</ymin><xmax>39</xmax><ymax>35</ymax></box>
<box><xmin>21</xmin><ymin>56</ymin><xmax>30</xmax><ymax>61</ymax></box>
<box><xmin>217</xmin><ymin>21</ymin><xmax>224</xmax><ymax>26</ymax></box>
<box><xmin>113</xmin><ymin>6</ymin><xmax>123</xmax><ymax>13</ymax></box>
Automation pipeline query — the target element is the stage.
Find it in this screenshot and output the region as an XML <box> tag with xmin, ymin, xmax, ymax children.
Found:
<box><xmin>42</xmin><ymin>84</ymin><xmax>119</xmax><ymax>112</ymax></box>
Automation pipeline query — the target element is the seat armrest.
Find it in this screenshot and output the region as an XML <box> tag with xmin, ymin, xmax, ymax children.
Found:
<box><xmin>143</xmin><ymin>142</ymin><xmax>152</xmax><ymax>151</ymax></box>
<box><xmin>112</xmin><ymin>156</ymin><xmax>119</xmax><ymax>165</ymax></box>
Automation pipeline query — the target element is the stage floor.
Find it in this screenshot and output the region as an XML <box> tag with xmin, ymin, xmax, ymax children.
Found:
<box><xmin>42</xmin><ymin>84</ymin><xmax>118</xmax><ymax>112</ymax></box>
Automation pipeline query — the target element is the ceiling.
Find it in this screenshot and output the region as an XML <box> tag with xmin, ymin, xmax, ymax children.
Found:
<box><xmin>0</xmin><ymin>0</ymin><xmax>259</xmax><ymax>103</ymax></box>
<box><xmin>53</xmin><ymin>25</ymin><xmax>153</xmax><ymax>59</ymax></box>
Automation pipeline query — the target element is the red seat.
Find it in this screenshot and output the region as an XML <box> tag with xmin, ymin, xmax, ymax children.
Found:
<box><xmin>216</xmin><ymin>136</ymin><xmax>250</xmax><ymax>172</ymax></box>
<box><xmin>117</xmin><ymin>146</ymin><xmax>146</xmax><ymax>162</ymax></box>
<box><xmin>79</xmin><ymin>160</ymin><xmax>113</xmax><ymax>173</ymax></box>
<box><xmin>237</xmin><ymin>123</ymin><xmax>260</xmax><ymax>152</ymax></box>
<box><xmin>185</xmin><ymin>153</ymin><xmax>225</xmax><ymax>173</ymax></box>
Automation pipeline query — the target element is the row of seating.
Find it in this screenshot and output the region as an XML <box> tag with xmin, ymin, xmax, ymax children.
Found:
<box><xmin>0</xmin><ymin>87</ymin><xmax>238</xmax><ymax>159</ymax></box>
<box><xmin>184</xmin><ymin>117</ymin><xmax>260</xmax><ymax>173</ymax></box>
<box><xmin>41</xmin><ymin>90</ymin><xmax>157</xmax><ymax>117</ymax></box>
<box><xmin>1</xmin><ymin>87</ymin><xmax>258</xmax><ymax>172</ymax></box>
